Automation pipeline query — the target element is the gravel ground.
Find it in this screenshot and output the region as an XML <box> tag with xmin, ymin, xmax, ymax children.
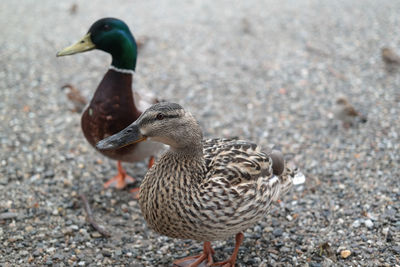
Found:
<box><xmin>1</xmin><ymin>0</ymin><xmax>400</xmax><ymax>266</ymax></box>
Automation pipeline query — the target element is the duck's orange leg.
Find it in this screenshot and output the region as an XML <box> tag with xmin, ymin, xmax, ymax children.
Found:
<box><xmin>212</xmin><ymin>233</ymin><xmax>244</xmax><ymax>267</ymax></box>
<box><xmin>173</xmin><ymin>241</ymin><xmax>215</xmax><ymax>267</ymax></box>
<box><xmin>148</xmin><ymin>156</ymin><xmax>155</xmax><ymax>169</ymax></box>
<box><xmin>103</xmin><ymin>161</ymin><xmax>135</xmax><ymax>189</ymax></box>
<box><xmin>129</xmin><ymin>187</ymin><xmax>140</xmax><ymax>199</ymax></box>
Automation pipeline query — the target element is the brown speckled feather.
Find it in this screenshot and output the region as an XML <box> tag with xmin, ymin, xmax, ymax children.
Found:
<box><xmin>335</xmin><ymin>97</ymin><xmax>367</xmax><ymax>126</ymax></box>
<box><xmin>62</xmin><ymin>84</ymin><xmax>87</xmax><ymax>113</ymax></box>
<box><xmin>343</xmin><ymin>105</ymin><xmax>360</xmax><ymax>117</ymax></box>
<box><xmin>203</xmin><ymin>139</ymin><xmax>273</xmax><ymax>185</ymax></box>
<box><xmin>382</xmin><ymin>47</ymin><xmax>400</xmax><ymax>65</ymax></box>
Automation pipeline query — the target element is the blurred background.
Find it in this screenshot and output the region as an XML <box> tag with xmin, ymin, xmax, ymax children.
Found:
<box><xmin>0</xmin><ymin>0</ymin><xmax>399</xmax><ymax>266</ymax></box>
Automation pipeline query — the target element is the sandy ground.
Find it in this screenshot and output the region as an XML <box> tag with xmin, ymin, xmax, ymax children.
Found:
<box><xmin>1</xmin><ymin>0</ymin><xmax>399</xmax><ymax>266</ymax></box>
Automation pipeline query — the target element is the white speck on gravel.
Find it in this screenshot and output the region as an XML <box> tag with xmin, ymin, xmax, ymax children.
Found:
<box><xmin>364</xmin><ymin>219</ymin><xmax>374</xmax><ymax>229</ymax></box>
<box><xmin>293</xmin><ymin>172</ymin><xmax>306</xmax><ymax>185</ymax></box>
<box><xmin>352</xmin><ymin>220</ymin><xmax>361</xmax><ymax>228</ymax></box>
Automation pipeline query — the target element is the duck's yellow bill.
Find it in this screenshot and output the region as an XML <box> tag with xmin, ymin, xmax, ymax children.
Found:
<box><xmin>56</xmin><ymin>33</ymin><xmax>95</xmax><ymax>57</ymax></box>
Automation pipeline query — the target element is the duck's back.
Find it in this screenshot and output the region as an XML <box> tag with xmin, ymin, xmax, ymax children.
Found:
<box><xmin>203</xmin><ymin>138</ymin><xmax>275</xmax><ymax>185</ymax></box>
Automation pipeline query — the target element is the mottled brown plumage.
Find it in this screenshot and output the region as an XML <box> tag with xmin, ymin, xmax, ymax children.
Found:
<box><xmin>140</xmin><ymin>138</ymin><xmax>295</xmax><ymax>243</ymax></box>
<box><xmin>69</xmin><ymin>3</ymin><xmax>78</xmax><ymax>15</ymax></box>
<box><xmin>96</xmin><ymin>102</ymin><xmax>302</xmax><ymax>266</ymax></box>
<box><xmin>382</xmin><ymin>47</ymin><xmax>400</xmax><ymax>73</ymax></box>
<box><xmin>61</xmin><ymin>84</ymin><xmax>87</xmax><ymax>113</ymax></box>
<box><xmin>335</xmin><ymin>97</ymin><xmax>367</xmax><ymax>128</ymax></box>
<box><xmin>381</xmin><ymin>47</ymin><xmax>400</xmax><ymax>65</ymax></box>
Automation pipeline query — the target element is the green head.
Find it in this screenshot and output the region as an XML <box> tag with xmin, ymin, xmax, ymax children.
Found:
<box><xmin>57</xmin><ymin>18</ymin><xmax>137</xmax><ymax>71</ymax></box>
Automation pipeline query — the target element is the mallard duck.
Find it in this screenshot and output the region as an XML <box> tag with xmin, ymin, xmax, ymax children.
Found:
<box><xmin>57</xmin><ymin>18</ymin><xmax>164</xmax><ymax>190</ymax></box>
<box><xmin>96</xmin><ymin>102</ymin><xmax>302</xmax><ymax>266</ymax></box>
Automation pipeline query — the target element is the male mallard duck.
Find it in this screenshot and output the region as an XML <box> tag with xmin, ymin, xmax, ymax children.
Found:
<box><xmin>96</xmin><ymin>102</ymin><xmax>303</xmax><ymax>266</ymax></box>
<box><xmin>57</xmin><ymin>18</ymin><xmax>164</xmax><ymax>190</ymax></box>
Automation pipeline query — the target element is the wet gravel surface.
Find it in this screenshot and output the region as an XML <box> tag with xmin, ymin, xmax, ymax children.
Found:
<box><xmin>1</xmin><ymin>0</ymin><xmax>400</xmax><ymax>266</ymax></box>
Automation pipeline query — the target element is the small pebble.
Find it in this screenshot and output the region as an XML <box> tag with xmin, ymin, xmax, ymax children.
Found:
<box><xmin>102</xmin><ymin>249</ymin><xmax>112</xmax><ymax>257</ymax></box>
<box><xmin>272</xmin><ymin>228</ymin><xmax>283</xmax><ymax>237</ymax></box>
<box><xmin>20</xmin><ymin>250</ymin><xmax>29</xmax><ymax>256</ymax></box>
<box><xmin>382</xmin><ymin>227</ymin><xmax>389</xmax><ymax>235</ymax></box>
<box><xmin>364</xmin><ymin>219</ymin><xmax>374</xmax><ymax>229</ymax></box>
<box><xmin>341</xmin><ymin>250</ymin><xmax>351</xmax><ymax>259</ymax></box>
<box><xmin>392</xmin><ymin>246</ymin><xmax>400</xmax><ymax>254</ymax></box>
<box><xmin>90</xmin><ymin>232</ymin><xmax>102</xmax><ymax>238</ymax></box>
<box><xmin>352</xmin><ymin>220</ymin><xmax>361</xmax><ymax>228</ymax></box>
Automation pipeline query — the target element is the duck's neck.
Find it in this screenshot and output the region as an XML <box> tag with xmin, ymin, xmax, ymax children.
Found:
<box><xmin>162</xmin><ymin>143</ymin><xmax>206</xmax><ymax>184</ymax></box>
<box><xmin>109</xmin><ymin>35</ymin><xmax>137</xmax><ymax>72</ymax></box>
<box><xmin>170</xmin><ymin>142</ymin><xmax>204</xmax><ymax>157</ymax></box>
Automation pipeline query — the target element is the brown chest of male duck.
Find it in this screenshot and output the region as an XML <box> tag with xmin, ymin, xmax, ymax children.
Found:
<box><xmin>81</xmin><ymin>69</ymin><xmax>141</xmax><ymax>162</ymax></box>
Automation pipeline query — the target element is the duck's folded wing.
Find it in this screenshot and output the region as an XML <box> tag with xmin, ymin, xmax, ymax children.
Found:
<box><xmin>203</xmin><ymin>138</ymin><xmax>274</xmax><ymax>186</ymax></box>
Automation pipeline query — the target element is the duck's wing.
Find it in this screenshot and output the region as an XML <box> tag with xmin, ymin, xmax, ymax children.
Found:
<box><xmin>203</xmin><ymin>138</ymin><xmax>274</xmax><ymax>186</ymax></box>
<box><xmin>198</xmin><ymin>138</ymin><xmax>296</xmax><ymax>232</ymax></box>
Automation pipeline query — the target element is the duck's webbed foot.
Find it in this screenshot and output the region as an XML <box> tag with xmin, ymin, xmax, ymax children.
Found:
<box><xmin>129</xmin><ymin>187</ymin><xmax>140</xmax><ymax>199</ymax></box>
<box><xmin>212</xmin><ymin>233</ymin><xmax>244</xmax><ymax>267</ymax></box>
<box><xmin>148</xmin><ymin>156</ymin><xmax>155</xmax><ymax>169</ymax></box>
<box><xmin>173</xmin><ymin>241</ymin><xmax>215</xmax><ymax>267</ymax></box>
<box><xmin>103</xmin><ymin>161</ymin><xmax>135</xmax><ymax>189</ymax></box>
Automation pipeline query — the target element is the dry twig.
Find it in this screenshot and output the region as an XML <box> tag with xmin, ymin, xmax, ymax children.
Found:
<box><xmin>79</xmin><ymin>194</ymin><xmax>111</xmax><ymax>237</ymax></box>
<box><xmin>0</xmin><ymin>212</ymin><xmax>19</xmax><ymax>220</ymax></box>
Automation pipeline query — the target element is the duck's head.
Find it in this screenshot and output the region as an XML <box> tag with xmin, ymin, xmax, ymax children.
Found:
<box><xmin>57</xmin><ymin>17</ymin><xmax>137</xmax><ymax>71</ymax></box>
<box><xmin>96</xmin><ymin>102</ymin><xmax>203</xmax><ymax>152</ymax></box>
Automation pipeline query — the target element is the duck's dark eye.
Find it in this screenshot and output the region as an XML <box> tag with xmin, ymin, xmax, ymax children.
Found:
<box><xmin>156</xmin><ymin>113</ymin><xmax>164</xmax><ymax>120</ymax></box>
<box><xmin>103</xmin><ymin>24</ymin><xmax>111</xmax><ymax>31</ymax></box>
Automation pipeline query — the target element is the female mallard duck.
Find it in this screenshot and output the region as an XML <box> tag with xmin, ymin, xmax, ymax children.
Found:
<box><xmin>57</xmin><ymin>18</ymin><xmax>164</xmax><ymax>190</ymax></box>
<box><xmin>96</xmin><ymin>102</ymin><xmax>302</xmax><ymax>266</ymax></box>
